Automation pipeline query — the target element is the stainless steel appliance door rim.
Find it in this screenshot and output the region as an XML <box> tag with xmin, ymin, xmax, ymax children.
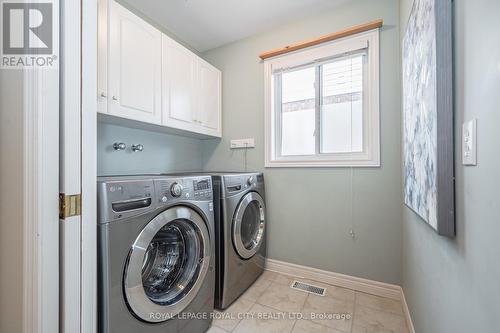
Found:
<box><xmin>232</xmin><ymin>192</ymin><xmax>266</xmax><ymax>259</ymax></box>
<box><xmin>123</xmin><ymin>206</ymin><xmax>211</xmax><ymax>323</ymax></box>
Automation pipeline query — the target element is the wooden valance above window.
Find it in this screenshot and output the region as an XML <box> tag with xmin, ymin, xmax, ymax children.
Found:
<box><xmin>259</xmin><ymin>19</ymin><xmax>383</xmax><ymax>60</ymax></box>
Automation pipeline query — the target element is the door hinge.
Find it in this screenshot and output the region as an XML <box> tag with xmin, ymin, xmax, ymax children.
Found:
<box><xmin>59</xmin><ymin>193</ymin><xmax>81</xmax><ymax>219</ymax></box>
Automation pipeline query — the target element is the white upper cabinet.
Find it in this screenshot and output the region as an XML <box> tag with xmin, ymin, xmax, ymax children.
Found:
<box><xmin>161</xmin><ymin>35</ymin><xmax>222</xmax><ymax>137</ymax></box>
<box><xmin>107</xmin><ymin>1</ymin><xmax>161</xmax><ymax>124</ymax></box>
<box><xmin>162</xmin><ymin>36</ymin><xmax>197</xmax><ymax>131</ymax></box>
<box><xmin>197</xmin><ymin>58</ymin><xmax>222</xmax><ymax>136</ymax></box>
<box><xmin>98</xmin><ymin>0</ymin><xmax>222</xmax><ymax>138</ymax></box>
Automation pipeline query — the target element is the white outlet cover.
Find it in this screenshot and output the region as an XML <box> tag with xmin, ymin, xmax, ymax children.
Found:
<box><xmin>230</xmin><ymin>138</ymin><xmax>255</xmax><ymax>149</ymax></box>
<box><xmin>462</xmin><ymin>119</ymin><xmax>477</xmax><ymax>166</ymax></box>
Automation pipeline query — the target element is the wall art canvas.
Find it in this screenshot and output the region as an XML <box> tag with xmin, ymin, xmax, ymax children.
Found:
<box><xmin>402</xmin><ymin>0</ymin><xmax>455</xmax><ymax>236</ymax></box>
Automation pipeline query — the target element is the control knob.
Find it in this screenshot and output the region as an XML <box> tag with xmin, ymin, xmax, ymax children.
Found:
<box><xmin>247</xmin><ymin>176</ymin><xmax>255</xmax><ymax>186</ymax></box>
<box><xmin>170</xmin><ymin>182</ymin><xmax>183</xmax><ymax>197</ymax></box>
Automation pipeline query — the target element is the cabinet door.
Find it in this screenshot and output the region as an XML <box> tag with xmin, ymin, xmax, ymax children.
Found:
<box><xmin>162</xmin><ymin>36</ymin><xmax>197</xmax><ymax>131</ymax></box>
<box><xmin>108</xmin><ymin>1</ymin><xmax>161</xmax><ymax>124</ymax></box>
<box><xmin>97</xmin><ymin>0</ymin><xmax>108</xmax><ymax>113</ymax></box>
<box><xmin>197</xmin><ymin>59</ymin><xmax>222</xmax><ymax>137</ymax></box>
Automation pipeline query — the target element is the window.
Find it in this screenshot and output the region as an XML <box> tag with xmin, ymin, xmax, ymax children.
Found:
<box><xmin>264</xmin><ymin>30</ymin><xmax>380</xmax><ymax>167</ymax></box>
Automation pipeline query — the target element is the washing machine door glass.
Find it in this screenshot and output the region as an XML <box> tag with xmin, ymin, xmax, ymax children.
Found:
<box><xmin>124</xmin><ymin>206</ymin><xmax>211</xmax><ymax>323</ymax></box>
<box><xmin>233</xmin><ymin>192</ymin><xmax>265</xmax><ymax>259</ymax></box>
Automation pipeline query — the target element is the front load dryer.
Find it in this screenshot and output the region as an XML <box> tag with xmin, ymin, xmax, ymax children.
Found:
<box><xmin>97</xmin><ymin>175</ymin><xmax>215</xmax><ymax>333</ymax></box>
<box><xmin>211</xmin><ymin>172</ymin><xmax>267</xmax><ymax>309</ymax></box>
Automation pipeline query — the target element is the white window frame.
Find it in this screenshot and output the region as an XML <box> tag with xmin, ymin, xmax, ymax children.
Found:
<box><xmin>264</xmin><ymin>29</ymin><xmax>380</xmax><ymax>168</ymax></box>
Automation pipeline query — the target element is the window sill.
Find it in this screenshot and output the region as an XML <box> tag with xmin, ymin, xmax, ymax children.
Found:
<box><xmin>264</xmin><ymin>159</ymin><xmax>381</xmax><ymax>168</ymax></box>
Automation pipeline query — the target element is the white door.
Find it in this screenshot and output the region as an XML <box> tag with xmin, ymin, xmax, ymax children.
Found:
<box><xmin>197</xmin><ymin>59</ymin><xmax>222</xmax><ymax>136</ymax></box>
<box><xmin>108</xmin><ymin>1</ymin><xmax>161</xmax><ymax>124</ymax></box>
<box><xmin>162</xmin><ymin>35</ymin><xmax>197</xmax><ymax>131</ymax></box>
<box><xmin>61</xmin><ymin>1</ymin><xmax>97</xmax><ymax>333</ymax></box>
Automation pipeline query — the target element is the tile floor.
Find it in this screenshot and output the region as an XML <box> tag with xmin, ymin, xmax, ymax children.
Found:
<box><xmin>207</xmin><ymin>271</ymin><xmax>409</xmax><ymax>333</ymax></box>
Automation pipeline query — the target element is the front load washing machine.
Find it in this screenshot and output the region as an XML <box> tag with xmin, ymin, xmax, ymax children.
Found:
<box><xmin>97</xmin><ymin>175</ymin><xmax>215</xmax><ymax>333</ymax></box>
<box><xmin>211</xmin><ymin>172</ymin><xmax>267</xmax><ymax>309</ymax></box>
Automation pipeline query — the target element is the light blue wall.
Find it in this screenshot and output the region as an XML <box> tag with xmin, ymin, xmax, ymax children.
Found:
<box><xmin>202</xmin><ymin>0</ymin><xmax>403</xmax><ymax>284</ymax></box>
<box><xmin>97</xmin><ymin>122</ymin><xmax>204</xmax><ymax>176</ymax></box>
<box><xmin>400</xmin><ymin>0</ymin><xmax>500</xmax><ymax>332</ymax></box>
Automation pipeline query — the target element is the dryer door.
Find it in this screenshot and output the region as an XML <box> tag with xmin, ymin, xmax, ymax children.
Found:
<box><xmin>123</xmin><ymin>206</ymin><xmax>210</xmax><ymax>323</ymax></box>
<box><xmin>232</xmin><ymin>192</ymin><xmax>266</xmax><ymax>259</ymax></box>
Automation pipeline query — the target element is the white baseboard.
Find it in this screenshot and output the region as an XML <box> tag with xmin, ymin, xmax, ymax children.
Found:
<box><xmin>265</xmin><ymin>259</ymin><xmax>415</xmax><ymax>333</ymax></box>
<box><xmin>401</xmin><ymin>288</ymin><xmax>416</xmax><ymax>333</ymax></box>
<box><xmin>265</xmin><ymin>258</ymin><xmax>401</xmax><ymax>300</ymax></box>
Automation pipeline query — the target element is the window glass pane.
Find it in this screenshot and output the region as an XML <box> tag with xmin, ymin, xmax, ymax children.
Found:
<box><xmin>280</xmin><ymin>66</ymin><xmax>316</xmax><ymax>156</ymax></box>
<box><xmin>321</xmin><ymin>54</ymin><xmax>364</xmax><ymax>154</ymax></box>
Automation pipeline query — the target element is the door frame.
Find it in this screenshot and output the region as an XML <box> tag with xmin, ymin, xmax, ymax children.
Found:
<box><xmin>20</xmin><ymin>1</ymin><xmax>61</xmax><ymax>331</ymax></box>
<box><xmin>22</xmin><ymin>60</ymin><xmax>60</xmax><ymax>333</ymax></box>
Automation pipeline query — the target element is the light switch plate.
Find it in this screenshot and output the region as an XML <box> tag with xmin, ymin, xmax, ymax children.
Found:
<box><xmin>230</xmin><ymin>138</ymin><xmax>255</xmax><ymax>149</ymax></box>
<box><xmin>462</xmin><ymin>119</ymin><xmax>477</xmax><ymax>166</ymax></box>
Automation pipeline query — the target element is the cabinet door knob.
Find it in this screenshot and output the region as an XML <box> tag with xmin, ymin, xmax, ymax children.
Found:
<box><xmin>112</xmin><ymin>96</ymin><xmax>118</xmax><ymax>101</ymax></box>
<box><xmin>100</xmin><ymin>92</ymin><xmax>107</xmax><ymax>98</ymax></box>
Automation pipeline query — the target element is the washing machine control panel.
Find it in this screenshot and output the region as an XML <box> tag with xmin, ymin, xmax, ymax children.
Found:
<box><xmin>97</xmin><ymin>175</ymin><xmax>214</xmax><ymax>224</ymax></box>
<box><xmin>193</xmin><ymin>178</ymin><xmax>213</xmax><ymax>200</ymax></box>
<box><xmin>155</xmin><ymin>176</ymin><xmax>212</xmax><ymax>204</ymax></box>
<box><xmin>97</xmin><ymin>179</ymin><xmax>155</xmax><ymax>223</ymax></box>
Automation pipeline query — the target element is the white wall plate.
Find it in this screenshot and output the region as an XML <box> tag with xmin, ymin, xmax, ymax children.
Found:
<box><xmin>462</xmin><ymin>119</ymin><xmax>477</xmax><ymax>166</ymax></box>
<box><xmin>230</xmin><ymin>138</ymin><xmax>255</xmax><ymax>149</ymax></box>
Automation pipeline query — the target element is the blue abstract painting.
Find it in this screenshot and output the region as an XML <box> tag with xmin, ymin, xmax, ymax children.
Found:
<box><xmin>403</xmin><ymin>0</ymin><xmax>438</xmax><ymax>229</ymax></box>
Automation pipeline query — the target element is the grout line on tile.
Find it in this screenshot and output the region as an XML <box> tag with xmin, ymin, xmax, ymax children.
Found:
<box><xmin>254</xmin><ymin>299</ymin><xmax>294</xmax><ymax>315</ymax></box>
<box><xmin>258</xmin><ymin>280</ymin><xmax>274</xmax><ymax>298</ymax></box>
<box><xmin>350</xmin><ymin>291</ymin><xmax>358</xmax><ymax>333</ymax></box>
<box><xmin>354</xmin><ymin>291</ymin><xmax>406</xmax><ymax>318</ymax></box>
<box><xmin>289</xmin><ymin>318</ymin><xmax>299</xmax><ymax>333</ymax></box>
<box><xmin>298</xmin><ymin>293</ymin><xmax>308</xmax><ymax>314</ymax></box>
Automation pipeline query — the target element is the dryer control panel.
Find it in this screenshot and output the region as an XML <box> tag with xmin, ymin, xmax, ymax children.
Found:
<box><xmin>221</xmin><ymin>173</ymin><xmax>264</xmax><ymax>197</ymax></box>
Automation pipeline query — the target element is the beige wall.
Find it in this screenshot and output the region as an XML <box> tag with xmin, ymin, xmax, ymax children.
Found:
<box><xmin>0</xmin><ymin>70</ymin><xmax>24</xmax><ymax>332</ymax></box>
